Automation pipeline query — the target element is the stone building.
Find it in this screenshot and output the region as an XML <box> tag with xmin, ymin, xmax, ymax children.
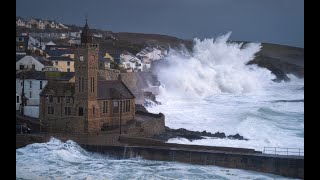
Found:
<box><xmin>39</xmin><ymin>20</ymin><xmax>135</xmax><ymax>134</ymax></box>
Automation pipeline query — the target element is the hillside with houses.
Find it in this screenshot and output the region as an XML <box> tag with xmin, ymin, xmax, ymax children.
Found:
<box><xmin>16</xmin><ymin>16</ymin><xmax>169</xmax><ymax>119</ymax></box>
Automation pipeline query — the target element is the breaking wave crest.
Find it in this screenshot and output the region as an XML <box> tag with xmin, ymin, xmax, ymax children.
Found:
<box><xmin>154</xmin><ymin>32</ymin><xmax>274</xmax><ymax>99</ymax></box>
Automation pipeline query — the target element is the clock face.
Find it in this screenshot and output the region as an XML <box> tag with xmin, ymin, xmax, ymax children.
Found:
<box><xmin>79</xmin><ymin>55</ymin><xmax>84</xmax><ymax>62</ymax></box>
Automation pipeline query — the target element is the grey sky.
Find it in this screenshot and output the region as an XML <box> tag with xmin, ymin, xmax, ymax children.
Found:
<box><xmin>16</xmin><ymin>0</ymin><xmax>304</xmax><ymax>47</ymax></box>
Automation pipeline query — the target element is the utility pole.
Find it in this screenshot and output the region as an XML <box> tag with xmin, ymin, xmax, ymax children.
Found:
<box><xmin>118</xmin><ymin>73</ymin><xmax>122</xmax><ymax>136</ymax></box>
<box><xmin>119</xmin><ymin>93</ymin><xmax>122</xmax><ymax>135</ymax></box>
<box><xmin>20</xmin><ymin>72</ymin><xmax>25</xmax><ymax>116</ymax></box>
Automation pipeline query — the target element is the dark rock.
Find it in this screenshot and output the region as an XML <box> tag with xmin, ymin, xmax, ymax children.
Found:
<box><xmin>270</xmin><ymin>68</ymin><xmax>290</xmax><ymax>82</ymax></box>
<box><xmin>213</xmin><ymin>132</ymin><xmax>226</xmax><ymax>138</ymax></box>
<box><xmin>144</xmin><ymin>91</ymin><xmax>161</xmax><ymax>105</ymax></box>
<box><xmin>227</xmin><ymin>133</ymin><xmax>248</xmax><ymax>140</ymax></box>
<box><xmin>246</xmin><ymin>43</ymin><xmax>304</xmax><ymax>80</ymax></box>
<box><xmin>153</xmin><ymin>127</ymin><xmax>248</xmax><ymax>142</ymax></box>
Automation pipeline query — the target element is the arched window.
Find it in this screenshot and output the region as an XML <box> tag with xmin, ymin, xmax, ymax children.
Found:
<box><xmin>78</xmin><ymin>107</ymin><xmax>83</xmax><ymax>116</ymax></box>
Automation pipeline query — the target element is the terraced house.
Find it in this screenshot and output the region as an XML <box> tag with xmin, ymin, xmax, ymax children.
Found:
<box><xmin>39</xmin><ymin>21</ymin><xmax>135</xmax><ymax>133</ymax></box>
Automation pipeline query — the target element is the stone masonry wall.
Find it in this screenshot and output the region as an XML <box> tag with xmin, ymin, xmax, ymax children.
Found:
<box><xmin>135</xmin><ymin>111</ymin><xmax>165</xmax><ymax>137</ymax></box>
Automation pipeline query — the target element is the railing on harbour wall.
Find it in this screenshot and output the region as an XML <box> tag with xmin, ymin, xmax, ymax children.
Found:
<box><xmin>263</xmin><ymin>147</ymin><xmax>304</xmax><ymax>156</ymax></box>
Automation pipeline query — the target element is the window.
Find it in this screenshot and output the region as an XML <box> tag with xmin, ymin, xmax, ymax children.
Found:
<box><xmin>92</xmin><ymin>106</ymin><xmax>95</xmax><ymax>115</ymax></box>
<box><xmin>82</xmin><ymin>77</ymin><xmax>84</xmax><ymax>92</ymax></box>
<box><xmin>90</xmin><ymin>77</ymin><xmax>95</xmax><ymax>93</ymax></box>
<box><xmin>57</xmin><ymin>97</ymin><xmax>60</xmax><ymax>103</ymax></box>
<box><xmin>67</xmin><ymin>62</ymin><xmax>70</xmax><ymax>66</ymax></box>
<box><xmin>121</xmin><ymin>100</ymin><xmax>126</xmax><ymax>113</ymax></box>
<box><xmin>66</xmin><ymin>96</ymin><xmax>70</xmax><ymax>103</ymax></box>
<box><xmin>29</xmin><ymin>91</ymin><xmax>32</xmax><ymax>98</ymax></box>
<box><xmin>19</xmin><ymin>65</ymin><xmax>24</xmax><ymax>70</ymax></box>
<box><xmin>47</xmin><ymin>106</ymin><xmax>54</xmax><ymax>114</ymax></box>
<box><xmin>64</xmin><ymin>107</ymin><xmax>71</xmax><ymax>115</ymax></box>
<box><xmin>40</xmin><ymin>81</ymin><xmax>42</xmax><ymax>89</ymax></box>
<box><xmin>29</xmin><ymin>81</ymin><xmax>32</xmax><ymax>88</ymax></box>
<box><xmin>79</xmin><ymin>77</ymin><xmax>81</xmax><ymax>92</ymax></box>
<box><xmin>21</xmin><ymin>82</ymin><xmax>23</xmax><ymax>86</ymax></box>
<box><xmin>126</xmin><ymin>100</ymin><xmax>130</xmax><ymax>112</ymax></box>
<box><xmin>67</xmin><ymin>68</ymin><xmax>70</xmax><ymax>72</ymax></box>
<box><xmin>32</xmin><ymin>64</ymin><xmax>35</xmax><ymax>69</ymax></box>
<box><xmin>78</xmin><ymin>107</ymin><xmax>83</xmax><ymax>116</ymax></box>
<box><xmin>17</xmin><ymin>96</ymin><xmax>19</xmax><ymax>103</ymax></box>
<box><xmin>113</xmin><ymin>101</ymin><xmax>119</xmax><ymax>113</ymax></box>
<box><xmin>49</xmin><ymin>95</ymin><xmax>53</xmax><ymax>103</ymax></box>
<box><xmin>55</xmin><ymin>61</ymin><xmax>58</xmax><ymax>66</ymax></box>
<box><xmin>103</xmin><ymin>101</ymin><xmax>108</xmax><ymax>113</ymax></box>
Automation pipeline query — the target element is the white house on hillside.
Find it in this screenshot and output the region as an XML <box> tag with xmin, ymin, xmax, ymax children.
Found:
<box><xmin>70</xmin><ymin>31</ymin><xmax>81</xmax><ymax>38</ymax></box>
<box><xmin>136</xmin><ymin>47</ymin><xmax>168</xmax><ymax>70</ymax></box>
<box><xmin>16</xmin><ymin>71</ymin><xmax>48</xmax><ymax>117</ymax></box>
<box><xmin>27</xmin><ymin>19</ymin><xmax>39</xmax><ymax>28</ymax></box>
<box><xmin>120</xmin><ymin>51</ymin><xmax>143</xmax><ymax>72</ymax></box>
<box><xmin>68</xmin><ymin>39</ymin><xmax>81</xmax><ymax>45</ymax></box>
<box><xmin>41</xmin><ymin>41</ymin><xmax>56</xmax><ymax>50</ymax></box>
<box><xmin>16</xmin><ymin>55</ymin><xmax>56</xmax><ymax>71</ymax></box>
<box><xmin>16</xmin><ymin>17</ymin><xmax>25</xmax><ymax>26</ymax></box>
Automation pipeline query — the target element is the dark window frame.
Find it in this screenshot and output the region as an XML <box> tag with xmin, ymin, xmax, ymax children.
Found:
<box><xmin>49</xmin><ymin>95</ymin><xmax>53</xmax><ymax>103</ymax></box>
<box><xmin>19</xmin><ymin>65</ymin><xmax>24</xmax><ymax>70</ymax></box>
<box><xmin>103</xmin><ymin>101</ymin><xmax>108</xmax><ymax>113</ymax></box>
<box><xmin>78</xmin><ymin>107</ymin><xmax>84</xmax><ymax>116</ymax></box>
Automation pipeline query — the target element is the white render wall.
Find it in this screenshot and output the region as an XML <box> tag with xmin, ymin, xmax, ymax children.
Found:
<box><xmin>16</xmin><ymin>78</ymin><xmax>48</xmax><ymax>107</ymax></box>
<box><xmin>24</xmin><ymin>106</ymin><xmax>39</xmax><ymax>118</ymax></box>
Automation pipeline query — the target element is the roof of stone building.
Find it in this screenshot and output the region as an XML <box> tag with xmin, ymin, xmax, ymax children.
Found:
<box><xmin>97</xmin><ymin>80</ymin><xmax>135</xmax><ymax>100</ymax></box>
<box><xmin>16</xmin><ymin>71</ymin><xmax>74</xmax><ymax>81</ymax></box>
<box><xmin>40</xmin><ymin>82</ymin><xmax>75</xmax><ymax>96</ymax></box>
<box><xmin>16</xmin><ymin>70</ymin><xmax>46</xmax><ymax>80</ymax></box>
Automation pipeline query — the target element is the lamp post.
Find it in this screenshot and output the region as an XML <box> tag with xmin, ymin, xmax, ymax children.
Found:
<box><xmin>20</xmin><ymin>72</ymin><xmax>25</xmax><ymax>116</ymax></box>
<box><xmin>119</xmin><ymin>93</ymin><xmax>122</xmax><ymax>135</ymax></box>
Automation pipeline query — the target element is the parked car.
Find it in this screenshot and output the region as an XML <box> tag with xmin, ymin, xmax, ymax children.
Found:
<box><xmin>16</xmin><ymin>124</ymin><xmax>31</xmax><ymax>134</ymax></box>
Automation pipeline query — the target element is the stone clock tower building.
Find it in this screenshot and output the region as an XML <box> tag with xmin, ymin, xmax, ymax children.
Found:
<box><xmin>74</xmin><ymin>19</ymin><xmax>100</xmax><ymax>132</ymax></box>
<box><xmin>39</xmin><ymin>20</ymin><xmax>135</xmax><ymax>134</ymax></box>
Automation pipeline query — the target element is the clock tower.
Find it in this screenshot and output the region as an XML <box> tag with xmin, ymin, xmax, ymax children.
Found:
<box><xmin>74</xmin><ymin>19</ymin><xmax>100</xmax><ymax>133</ymax></box>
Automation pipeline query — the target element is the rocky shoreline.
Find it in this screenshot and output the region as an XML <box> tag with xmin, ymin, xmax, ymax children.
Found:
<box><xmin>153</xmin><ymin>126</ymin><xmax>248</xmax><ymax>142</ymax></box>
<box><xmin>136</xmin><ymin>103</ymin><xmax>248</xmax><ymax>142</ymax></box>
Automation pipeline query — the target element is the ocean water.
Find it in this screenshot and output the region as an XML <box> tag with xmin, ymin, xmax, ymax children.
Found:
<box><xmin>16</xmin><ymin>33</ymin><xmax>303</xmax><ymax>179</ymax></box>
<box><xmin>16</xmin><ymin>137</ymin><xmax>297</xmax><ymax>180</ymax></box>
<box><xmin>147</xmin><ymin>33</ymin><xmax>304</xmax><ymax>153</ymax></box>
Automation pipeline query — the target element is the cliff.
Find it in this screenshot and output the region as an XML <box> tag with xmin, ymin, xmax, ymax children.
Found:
<box><xmin>111</xmin><ymin>33</ymin><xmax>304</xmax><ymax>81</ymax></box>
<box><xmin>247</xmin><ymin>43</ymin><xmax>304</xmax><ymax>81</ymax></box>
